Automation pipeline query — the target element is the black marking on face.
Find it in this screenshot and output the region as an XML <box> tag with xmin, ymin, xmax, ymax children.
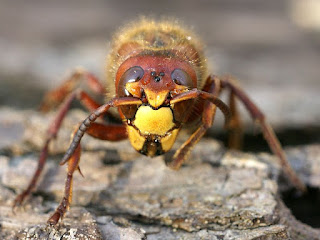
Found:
<box><xmin>139</xmin><ymin>136</ymin><xmax>164</xmax><ymax>156</ymax></box>
<box><xmin>154</xmin><ymin>76</ymin><xmax>161</xmax><ymax>82</ymax></box>
<box><xmin>151</xmin><ymin>71</ymin><xmax>165</xmax><ymax>82</ymax></box>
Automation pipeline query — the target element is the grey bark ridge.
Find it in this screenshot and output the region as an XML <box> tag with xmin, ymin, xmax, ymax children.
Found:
<box><xmin>0</xmin><ymin>108</ymin><xmax>319</xmax><ymax>240</ymax></box>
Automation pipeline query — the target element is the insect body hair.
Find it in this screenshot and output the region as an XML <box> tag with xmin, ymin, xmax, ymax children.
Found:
<box><xmin>106</xmin><ymin>17</ymin><xmax>207</xmax><ymax>99</ymax></box>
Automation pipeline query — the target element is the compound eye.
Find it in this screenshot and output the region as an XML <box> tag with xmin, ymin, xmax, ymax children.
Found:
<box><xmin>171</xmin><ymin>68</ymin><xmax>194</xmax><ymax>88</ymax></box>
<box><xmin>118</xmin><ymin>66</ymin><xmax>144</xmax><ymax>97</ymax></box>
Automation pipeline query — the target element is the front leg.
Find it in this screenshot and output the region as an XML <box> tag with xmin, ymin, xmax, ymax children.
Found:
<box><xmin>47</xmin><ymin>122</ymin><xmax>128</xmax><ymax>224</ymax></box>
<box><xmin>48</xmin><ymin>143</ymin><xmax>81</xmax><ymax>225</ymax></box>
<box><xmin>167</xmin><ymin>80</ymin><xmax>230</xmax><ymax>170</ymax></box>
<box><xmin>47</xmin><ymin>97</ymin><xmax>141</xmax><ymax>224</ymax></box>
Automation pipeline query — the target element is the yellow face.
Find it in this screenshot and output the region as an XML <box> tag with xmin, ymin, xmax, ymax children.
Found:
<box><xmin>126</xmin><ymin>105</ymin><xmax>179</xmax><ymax>156</ymax></box>
<box><xmin>125</xmin><ymin>76</ymin><xmax>180</xmax><ymax>156</ymax></box>
<box><xmin>134</xmin><ymin>106</ymin><xmax>175</xmax><ymax>136</ymax></box>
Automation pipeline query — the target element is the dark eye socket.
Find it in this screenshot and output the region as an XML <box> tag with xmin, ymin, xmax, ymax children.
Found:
<box><xmin>117</xmin><ymin>66</ymin><xmax>144</xmax><ymax>97</ymax></box>
<box><xmin>171</xmin><ymin>68</ymin><xmax>194</xmax><ymax>88</ymax></box>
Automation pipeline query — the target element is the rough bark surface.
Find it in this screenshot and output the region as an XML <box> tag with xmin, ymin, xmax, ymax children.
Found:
<box><xmin>0</xmin><ymin>108</ymin><xmax>319</xmax><ymax>239</ymax></box>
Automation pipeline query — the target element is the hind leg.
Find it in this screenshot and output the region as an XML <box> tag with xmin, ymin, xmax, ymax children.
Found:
<box><xmin>39</xmin><ymin>68</ymin><xmax>105</xmax><ymax>112</ymax></box>
<box><xmin>218</xmin><ymin>75</ymin><xmax>306</xmax><ymax>192</ymax></box>
<box><xmin>227</xmin><ymin>88</ymin><xmax>244</xmax><ymax>150</ymax></box>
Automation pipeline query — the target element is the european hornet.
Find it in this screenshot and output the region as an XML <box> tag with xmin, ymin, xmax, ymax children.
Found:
<box><xmin>13</xmin><ymin>18</ymin><xmax>306</xmax><ymax>225</ymax></box>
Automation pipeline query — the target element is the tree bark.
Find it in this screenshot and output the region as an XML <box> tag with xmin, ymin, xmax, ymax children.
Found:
<box><xmin>0</xmin><ymin>108</ymin><xmax>319</xmax><ymax>239</ymax></box>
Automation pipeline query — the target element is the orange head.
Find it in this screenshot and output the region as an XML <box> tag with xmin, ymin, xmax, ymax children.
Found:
<box><xmin>116</xmin><ymin>54</ymin><xmax>197</xmax><ymax>107</ymax></box>
<box><xmin>115</xmin><ymin>54</ymin><xmax>198</xmax><ymax>156</ymax></box>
